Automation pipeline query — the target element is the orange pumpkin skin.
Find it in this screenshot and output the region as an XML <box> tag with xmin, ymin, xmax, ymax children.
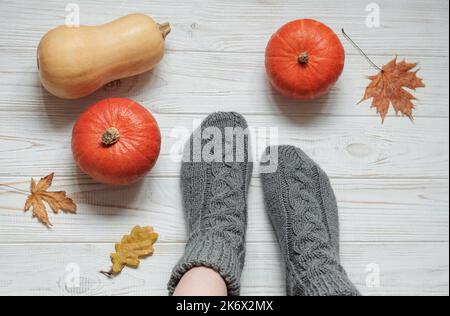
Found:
<box><xmin>265</xmin><ymin>19</ymin><xmax>345</xmax><ymax>100</ymax></box>
<box><xmin>72</xmin><ymin>98</ymin><xmax>161</xmax><ymax>185</ymax></box>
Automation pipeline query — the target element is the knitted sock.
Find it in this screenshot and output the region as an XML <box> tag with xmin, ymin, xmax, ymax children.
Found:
<box><xmin>261</xmin><ymin>146</ymin><xmax>360</xmax><ymax>296</ymax></box>
<box><xmin>168</xmin><ymin>112</ymin><xmax>253</xmax><ymax>296</ymax></box>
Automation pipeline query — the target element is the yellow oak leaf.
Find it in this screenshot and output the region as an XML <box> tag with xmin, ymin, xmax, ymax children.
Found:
<box><xmin>24</xmin><ymin>173</ymin><xmax>77</xmax><ymax>226</ymax></box>
<box><xmin>359</xmin><ymin>57</ymin><xmax>425</xmax><ymax>123</ymax></box>
<box><xmin>102</xmin><ymin>226</ymin><xmax>158</xmax><ymax>277</ymax></box>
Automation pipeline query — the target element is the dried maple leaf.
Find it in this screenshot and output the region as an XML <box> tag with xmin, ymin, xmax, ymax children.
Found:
<box><xmin>359</xmin><ymin>57</ymin><xmax>425</xmax><ymax>123</ymax></box>
<box><xmin>24</xmin><ymin>173</ymin><xmax>77</xmax><ymax>226</ymax></box>
<box><xmin>102</xmin><ymin>226</ymin><xmax>158</xmax><ymax>277</ymax></box>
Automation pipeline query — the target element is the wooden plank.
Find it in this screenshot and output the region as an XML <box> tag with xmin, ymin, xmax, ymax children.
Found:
<box><xmin>0</xmin><ymin>53</ymin><xmax>447</xmax><ymax>118</ymax></box>
<box><xmin>0</xmin><ymin>177</ymin><xmax>448</xmax><ymax>243</ymax></box>
<box><xmin>0</xmin><ymin>114</ymin><xmax>448</xmax><ymax>179</ymax></box>
<box><xmin>0</xmin><ymin>242</ymin><xmax>447</xmax><ymax>296</ymax></box>
<box><xmin>0</xmin><ymin>0</ymin><xmax>448</xmax><ymax>56</ymax></box>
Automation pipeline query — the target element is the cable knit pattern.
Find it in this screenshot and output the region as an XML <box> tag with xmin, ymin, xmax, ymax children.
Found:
<box><xmin>261</xmin><ymin>146</ymin><xmax>361</xmax><ymax>296</ymax></box>
<box><xmin>168</xmin><ymin>112</ymin><xmax>253</xmax><ymax>296</ymax></box>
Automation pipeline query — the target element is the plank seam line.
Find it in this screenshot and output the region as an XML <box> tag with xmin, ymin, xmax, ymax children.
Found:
<box><xmin>0</xmin><ymin>241</ymin><xmax>448</xmax><ymax>246</ymax></box>
<box><xmin>1</xmin><ymin>112</ymin><xmax>448</xmax><ymax>120</ymax></box>
<box><xmin>1</xmin><ymin>47</ymin><xmax>449</xmax><ymax>59</ymax></box>
<box><xmin>1</xmin><ymin>175</ymin><xmax>449</xmax><ymax>181</ymax></box>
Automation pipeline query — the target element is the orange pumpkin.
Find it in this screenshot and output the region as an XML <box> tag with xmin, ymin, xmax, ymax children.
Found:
<box><xmin>72</xmin><ymin>98</ymin><xmax>161</xmax><ymax>185</ymax></box>
<box><xmin>265</xmin><ymin>19</ymin><xmax>345</xmax><ymax>100</ymax></box>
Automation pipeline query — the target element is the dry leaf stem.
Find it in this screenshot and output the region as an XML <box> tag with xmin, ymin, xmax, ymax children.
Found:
<box><xmin>341</xmin><ymin>29</ymin><xmax>383</xmax><ymax>72</ymax></box>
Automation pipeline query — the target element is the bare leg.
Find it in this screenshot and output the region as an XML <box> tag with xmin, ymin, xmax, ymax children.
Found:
<box><xmin>173</xmin><ymin>267</ymin><xmax>228</xmax><ymax>296</ymax></box>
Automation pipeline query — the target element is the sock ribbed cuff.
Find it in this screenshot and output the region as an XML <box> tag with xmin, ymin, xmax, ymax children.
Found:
<box><xmin>168</xmin><ymin>236</ymin><xmax>244</xmax><ymax>296</ymax></box>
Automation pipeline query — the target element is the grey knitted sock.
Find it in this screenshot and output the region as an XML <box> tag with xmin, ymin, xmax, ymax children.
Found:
<box><xmin>168</xmin><ymin>112</ymin><xmax>253</xmax><ymax>296</ymax></box>
<box><xmin>261</xmin><ymin>146</ymin><xmax>360</xmax><ymax>296</ymax></box>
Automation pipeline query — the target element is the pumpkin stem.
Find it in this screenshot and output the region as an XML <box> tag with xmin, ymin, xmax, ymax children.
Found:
<box><xmin>341</xmin><ymin>29</ymin><xmax>382</xmax><ymax>72</ymax></box>
<box><xmin>298</xmin><ymin>52</ymin><xmax>309</xmax><ymax>64</ymax></box>
<box><xmin>102</xmin><ymin>127</ymin><xmax>121</xmax><ymax>146</ymax></box>
<box><xmin>158</xmin><ymin>23</ymin><xmax>171</xmax><ymax>39</ymax></box>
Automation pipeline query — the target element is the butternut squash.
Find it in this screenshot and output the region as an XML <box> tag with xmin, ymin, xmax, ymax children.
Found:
<box><xmin>37</xmin><ymin>14</ymin><xmax>171</xmax><ymax>99</ymax></box>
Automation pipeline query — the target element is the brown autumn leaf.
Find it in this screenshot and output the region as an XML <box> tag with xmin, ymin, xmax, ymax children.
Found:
<box><xmin>102</xmin><ymin>226</ymin><xmax>158</xmax><ymax>277</ymax></box>
<box><xmin>24</xmin><ymin>173</ymin><xmax>77</xmax><ymax>226</ymax></box>
<box><xmin>359</xmin><ymin>57</ymin><xmax>425</xmax><ymax>123</ymax></box>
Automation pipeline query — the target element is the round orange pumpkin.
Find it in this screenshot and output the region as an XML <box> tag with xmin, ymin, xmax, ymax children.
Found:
<box><xmin>72</xmin><ymin>98</ymin><xmax>161</xmax><ymax>185</ymax></box>
<box><xmin>265</xmin><ymin>19</ymin><xmax>345</xmax><ymax>100</ymax></box>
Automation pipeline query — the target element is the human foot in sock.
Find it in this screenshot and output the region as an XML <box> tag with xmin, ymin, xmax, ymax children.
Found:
<box><xmin>261</xmin><ymin>146</ymin><xmax>360</xmax><ymax>296</ymax></box>
<box><xmin>168</xmin><ymin>112</ymin><xmax>253</xmax><ymax>296</ymax></box>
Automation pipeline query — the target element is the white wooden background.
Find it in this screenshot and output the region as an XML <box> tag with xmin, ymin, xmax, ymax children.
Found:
<box><xmin>0</xmin><ymin>0</ymin><xmax>448</xmax><ymax>296</ymax></box>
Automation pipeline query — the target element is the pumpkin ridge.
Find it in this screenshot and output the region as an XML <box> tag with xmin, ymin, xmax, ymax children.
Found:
<box><xmin>123</xmin><ymin>132</ymin><xmax>156</xmax><ymax>143</ymax></box>
<box><xmin>122</xmin><ymin>137</ymin><xmax>157</xmax><ymax>164</ymax></box>
<box><xmin>89</xmin><ymin>107</ymin><xmax>112</xmax><ymax>130</ymax></box>
<box><xmin>104</xmin><ymin>99</ymin><xmax>118</xmax><ymax>127</ymax></box>
<box><xmin>309</xmin><ymin>32</ymin><xmax>338</xmax><ymax>54</ymax></box>
<box><xmin>310</xmin><ymin>64</ymin><xmax>328</xmax><ymax>91</ymax></box>
<box><xmin>274</xmin><ymin>32</ymin><xmax>298</xmax><ymax>55</ymax></box>
<box><xmin>110</xmin><ymin>99</ymin><xmax>123</xmax><ymax>128</ymax></box>
<box><xmin>76</xmin><ymin>115</ymin><xmax>109</xmax><ymax>134</ymax></box>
